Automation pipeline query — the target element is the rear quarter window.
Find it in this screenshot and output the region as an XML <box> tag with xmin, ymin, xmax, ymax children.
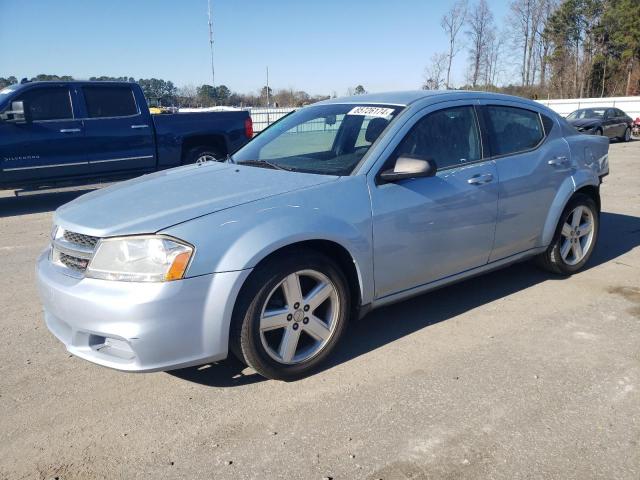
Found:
<box><xmin>82</xmin><ymin>86</ymin><xmax>138</xmax><ymax>118</ymax></box>
<box><xmin>485</xmin><ymin>105</ymin><xmax>544</xmax><ymax>156</ymax></box>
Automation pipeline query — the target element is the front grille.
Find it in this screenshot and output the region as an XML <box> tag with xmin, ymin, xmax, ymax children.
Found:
<box><xmin>63</xmin><ymin>230</ymin><xmax>99</xmax><ymax>249</ymax></box>
<box><xmin>59</xmin><ymin>252</ymin><xmax>90</xmax><ymax>271</ymax></box>
<box><xmin>52</xmin><ymin>228</ymin><xmax>100</xmax><ymax>276</ymax></box>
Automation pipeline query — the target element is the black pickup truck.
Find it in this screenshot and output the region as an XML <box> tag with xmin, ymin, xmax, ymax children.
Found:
<box><xmin>0</xmin><ymin>81</ymin><xmax>253</xmax><ymax>190</ymax></box>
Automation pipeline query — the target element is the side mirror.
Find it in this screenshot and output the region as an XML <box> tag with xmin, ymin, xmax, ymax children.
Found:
<box><xmin>379</xmin><ymin>155</ymin><xmax>437</xmax><ymax>184</ymax></box>
<box><xmin>1</xmin><ymin>101</ymin><xmax>27</xmax><ymax>124</ymax></box>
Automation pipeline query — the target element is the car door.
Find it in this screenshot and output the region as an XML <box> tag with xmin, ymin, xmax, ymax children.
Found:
<box><xmin>614</xmin><ymin>109</ymin><xmax>629</xmax><ymax>137</ymax></box>
<box><xmin>368</xmin><ymin>102</ymin><xmax>498</xmax><ymax>299</ymax></box>
<box><xmin>603</xmin><ymin>108</ymin><xmax>620</xmax><ymax>138</ymax></box>
<box><xmin>478</xmin><ymin>102</ymin><xmax>572</xmax><ymax>261</ymax></box>
<box><xmin>0</xmin><ymin>85</ymin><xmax>87</xmax><ymax>185</ymax></box>
<box><xmin>79</xmin><ymin>84</ymin><xmax>156</xmax><ymax>173</ymax></box>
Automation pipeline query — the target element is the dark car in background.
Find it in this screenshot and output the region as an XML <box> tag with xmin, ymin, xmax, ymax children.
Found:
<box><xmin>566</xmin><ymin>107</ymin><xmax>633</xmax><ymax>141</ymax></box>
<box><xmin>0</xmin><ymin>81</ymin><xmax>253</xmax><ymax>191</ymax></box>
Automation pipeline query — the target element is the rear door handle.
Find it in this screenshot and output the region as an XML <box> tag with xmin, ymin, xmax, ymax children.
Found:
<box><xmin>548</xmin><ymin>156</ymin><xmax>568</xmax><ymax>166</ymax></box>
<box><xmin>59</xmin><ymin>128</ymin><xmax>81</xmax><ymax>133</ymax></box>
<box><xmin>131</xmin><ymin>124</ymin><xmax>149</xmax><ymax>129</ymax></box>
<box><xmin>467</xmin><ymin>173</ymin><xmax>493</xmax><ymax>185</ymax></box>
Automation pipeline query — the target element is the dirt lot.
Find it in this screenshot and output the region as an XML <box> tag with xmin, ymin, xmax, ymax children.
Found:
<box><xmin>1</xmin><ymin>141</ymin><xmax>638</xmax><ymax>480</ymax></box>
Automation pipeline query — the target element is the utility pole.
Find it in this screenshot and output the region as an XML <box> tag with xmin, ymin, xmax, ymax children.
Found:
<box><xmin>207</xmin><ymin>0</ymin><xmax>215</xmax><ymax>90</ymax></box>
<box><xmin>266</xmin><ymin>66</ymin><xmax>270</xmax><ymax>107</ymax></box>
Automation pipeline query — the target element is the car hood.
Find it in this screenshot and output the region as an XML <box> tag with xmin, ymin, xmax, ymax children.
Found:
<box><xmin>55</xmin><ymin>162</ymin><xmax>337</xmax><ymax>237</ymax></box>
<box><xmin>567</xmin><ymin>118</ymin><xmax>600</xmax><ymax>128</ymax></box>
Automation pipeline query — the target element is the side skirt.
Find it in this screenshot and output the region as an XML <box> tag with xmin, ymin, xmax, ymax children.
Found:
<box><xmin>370</xmin><ymin>247</ymin><xmax>547</xmax><ymax>310</ymax></box>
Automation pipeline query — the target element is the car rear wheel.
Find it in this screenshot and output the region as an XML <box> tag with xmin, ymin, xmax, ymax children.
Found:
<box><xmin>622</xmin><ymin>127</ymin><xmax>631</xmax><ymax>142</ymax></box>
<box><xmin>231</xmin><ymin>250</ymin><xmax>350</xmax><ymax>381</ymax></box>
<box><xmin>595</xmin><ymin>128</ymin><xmax>603</xmax><ymax>136</ymax></box>
<box><xmin>536</xmin><ymin>193</ymin><xmax>599</xmax><ymax>275</ymax></box>
<box><xmin>182</xmin><ymin>146</ymin><xmax>224</xmax><ymax>165</ymax></box>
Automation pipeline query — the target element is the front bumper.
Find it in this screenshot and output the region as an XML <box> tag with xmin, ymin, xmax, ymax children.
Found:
<box><xmin>36</xmin><ymin>250</ymin><xmax>251</xmax><ymax>372</ymax></box>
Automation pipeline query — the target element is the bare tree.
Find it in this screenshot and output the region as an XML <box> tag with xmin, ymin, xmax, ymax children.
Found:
<box><xmin>441</xmin><ymin>0</ymin><xmax>468</xmax><ymax>89</ymax></box>
<box><xmin>177</xmin><ymin>84</ymin><xmax>198</xmax><ymax>107</ymax></box>
<box><xmin>508</xmin><ymin>0</ymin><xmax>534</xmax><ymax>86</ymax></box>
<box><xmin>423</xmin><ymin>52</ymin><xmax>449</xmax><ymax>90</ymax></box>
<box><xmin>483</xmin><ymin>29</ymin><xmax>504</xmax><ymax>87</ymax></box>
<box><xmin>466</xmin><ymin>0</ymin><xmax>494</xmax><ymax>88</ymax></box>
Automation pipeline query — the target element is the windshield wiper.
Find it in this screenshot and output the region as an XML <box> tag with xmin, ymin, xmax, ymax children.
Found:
<box><xmin>236</xmin><ymin>159</ymin><xmax>293</xmax><ymax>171</ymax></box>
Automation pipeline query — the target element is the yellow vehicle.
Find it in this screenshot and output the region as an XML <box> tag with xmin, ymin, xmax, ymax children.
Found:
<box><xmin>149</xmin><ymin>106</ymin><xmax>173</xmax><ymax>114</ymax></box>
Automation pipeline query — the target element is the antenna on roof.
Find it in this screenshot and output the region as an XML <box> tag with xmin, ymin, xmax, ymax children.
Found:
<box><xmin>207</xmin><ymin>0</ymin><xmax>215</xmax><ymax>90</ymax></box>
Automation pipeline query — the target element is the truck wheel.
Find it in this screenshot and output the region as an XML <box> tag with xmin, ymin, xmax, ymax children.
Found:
<box><xmin>230</xmin><ymin>249</ymin><xmax>350</xmax><ymax>381</ymax></box>
<box><xmin>182</xmin><ymin>146</ymin><xmax>224</xmax><ymax>165</ymax></box>
<box><xmin>535</xmin><ymin>193</ymin><xmax>599</xmax><ymax>275</ymax></box>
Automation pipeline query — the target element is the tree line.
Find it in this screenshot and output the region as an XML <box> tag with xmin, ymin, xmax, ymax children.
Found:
<box><xmin>0</xmin><ymin>74</ymin><xmax>331</xmax><ymax>108</ymax></box>
<box><xmin>425</xmin><ymin>0</ymin><xmax>640</xmax><ymax>98</ymax></box>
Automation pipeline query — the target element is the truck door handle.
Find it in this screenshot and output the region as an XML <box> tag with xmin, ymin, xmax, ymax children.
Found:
<box><xmin>467</xmin><ymin>173</ymin><xmax>493</xmax><ymax>185</ymax></box>
<box><xmin>548</xmin><ymin>156</ymin><xmax>568</xmax><ymax>166</ymax></box>
<box><xmin>131</xmin><ymin>124</ymin><xmax>149</xmax><ymax>129</ymax></box>
<box><xmin>59</xmin><ymin>128</ymin><xmax>81</xmax><ymax>133</ymax></box>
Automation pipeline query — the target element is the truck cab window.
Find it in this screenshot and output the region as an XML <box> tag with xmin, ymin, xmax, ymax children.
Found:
<box><xmin>82</xmin><ymin>86</ymin><xmax>138</xmax><ymax>118</ymax></box>
<box><xmin>15</xmin><ymin>87</ymin><xmax>73</xmax><ymax>121</ymax></box>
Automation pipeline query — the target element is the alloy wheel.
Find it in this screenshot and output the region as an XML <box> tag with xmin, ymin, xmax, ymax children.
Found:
<box><xmin>559</xmin><ymin>206</ymin><xmax>595</xmax><ymax>266</ymax></box>
<box><xmin>259</xmin><ymin>269</ymin><xmax>339</xmax><ymax>365</ymax></box>
<box><xmin>196</xmin><ymin>154</ymin><xmax>217</xmax><ymax>165</ymax></box>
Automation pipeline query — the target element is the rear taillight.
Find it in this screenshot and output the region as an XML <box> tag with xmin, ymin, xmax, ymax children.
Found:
<box><xmin>244</xmin><ymin>117</ymin><xmax>253</xmax><ymax>138</ymax></box>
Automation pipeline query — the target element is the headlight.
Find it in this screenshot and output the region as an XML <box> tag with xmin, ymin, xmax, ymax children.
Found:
<box><xmin>86</xmin><ymin>236</ymin><xmax>194</xmax><ymax>282</ymax></box>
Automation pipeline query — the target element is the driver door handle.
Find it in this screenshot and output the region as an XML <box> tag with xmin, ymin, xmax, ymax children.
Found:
<box><xmin>131</xmin><ymin>124</ymin><xmax>149</xmax><ymax>129</ymax></box>
<box><xmin>59</xmin><ymin>128</ymin><xmax>81</xmax><ymax>133</ymax></box>
<box><xmin>467</xmin><ymin>173</ymin><xmax>493</xmax><ymax>185</ymax></box>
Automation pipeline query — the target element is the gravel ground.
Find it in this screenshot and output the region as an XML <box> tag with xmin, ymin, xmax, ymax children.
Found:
<box><xmin>0</xmin><ymin>141</ymin><xmax>638</xmax><ymax>480</ymax></box>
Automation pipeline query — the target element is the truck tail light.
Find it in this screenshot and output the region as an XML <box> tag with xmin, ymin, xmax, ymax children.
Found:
<box><xmin>244</xmin><ymin>117</ymin><xmax>253</xmax><ymax>138</ymax></box>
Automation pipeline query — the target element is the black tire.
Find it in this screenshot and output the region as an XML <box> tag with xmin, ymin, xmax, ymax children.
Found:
<box><xmin>230</xmin><ymin>249</ymin><xmax>350</xmax><ymax>381</ymax></box>
<box><xmin>622</xmin><ymin>127</ymin><xmax>631</xmax><ymax>142</ymax></box>
<box><xmin>182</xmin><ymin>146</ymin><xmax>224</xmax><ymax>165</ymax></box>
<box><xmin>535</xmin><ymin>193</ymin><xmax>599</xmax><ymax>275</ymax></box>
<box><xmin>595</xmin><ymin>127</ymin><xmax>603</xmax><ymax>137</ymax></box>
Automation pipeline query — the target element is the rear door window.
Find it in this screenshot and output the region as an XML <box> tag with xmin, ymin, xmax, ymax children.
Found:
<box><xmin>15</xmin><ymin>87</ymin><xmax>73</xmax><ymax>121</ymax></box>
<box><xmin>484</xmin><ymin>106</ymin><xmax>544</xmax><ymax>156</ymax></box>
<box><xmin>395</xmin><ymin>106</ymin><xmax>482</xmax><ymax>169</ymax></box>
<box><xmin>82</xmin><ymin>86</ymin><xmax>138</xmax><ymax>118</ymax></box>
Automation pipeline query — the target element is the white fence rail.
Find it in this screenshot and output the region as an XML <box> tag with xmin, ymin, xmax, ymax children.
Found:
<box><xmin>192</xmin><ymin>97</ymin><xmax>640</xmax><ymax>135</ymax></box>
<box><xmin>537</xmin><ymin>96</ymin><xmax>640</xmax><ymax>119</ymax></box>
<box><xmin>248</xmin><ymin>107</ymin><xmax>295</xmax><ymax>132</ymax></box>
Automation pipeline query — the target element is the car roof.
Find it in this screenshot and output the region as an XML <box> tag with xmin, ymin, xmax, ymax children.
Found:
<box><xmin>316</xmin><ymin>90</ymin><xmax>544</xmax><ymax>108</ymax></box>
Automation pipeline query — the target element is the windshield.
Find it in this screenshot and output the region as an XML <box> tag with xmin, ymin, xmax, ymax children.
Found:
<box><xmin>233</xmin><ymin>103</ymin><xmax>403</xmax><ymax>175</ymax></box>
<box><xmin>567</xmin><ymin>109</ymin><xmax>605</xmax><ymax>120</ymax></box>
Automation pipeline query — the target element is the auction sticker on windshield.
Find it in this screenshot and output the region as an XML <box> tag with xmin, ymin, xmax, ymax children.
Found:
<box><xmin>347</xmin><ymin>106</ymin><xmax>395</xmax><ymax>118</ymax></box>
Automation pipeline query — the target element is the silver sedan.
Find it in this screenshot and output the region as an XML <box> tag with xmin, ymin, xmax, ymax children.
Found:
<box><xmin>37</xmin><ymin>91</ymin><xmax>610</xmax><ymax>380</ymax></box>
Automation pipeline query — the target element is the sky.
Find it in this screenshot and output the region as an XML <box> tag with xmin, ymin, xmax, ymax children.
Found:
<box><xmin>0</xmin><ymin>0</ymin><xmax>512</xmax><ymax>96</ymax></box>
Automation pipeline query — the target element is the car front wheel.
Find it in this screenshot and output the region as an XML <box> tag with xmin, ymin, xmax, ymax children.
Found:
<box><xmin>536</xmin><ymin>193</ymin><xmax>599</xmax><ymax>275</ymax></box>
<box><xmin>231</xmin><ymin>250</ymin><xmax>350</xmax><ymax>380</ymax></box>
